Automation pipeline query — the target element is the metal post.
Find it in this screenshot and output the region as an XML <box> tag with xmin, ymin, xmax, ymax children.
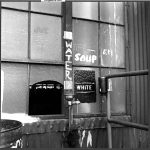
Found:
<box><xmin>63</xmin><ymin>2</ymin><xmax>73</xmax><ymax>130</ymax></box>
<box><xmin>99</xmin><ymin>77</ymin><xmax>112</xmax><ymax>148</ymax></box>
<box><xmin>68</xmin><ymin>100</ymin><xmax>74</xmax><ymax>130</ymax></box>
<box><xmin>99</xmin><ymin>69</ymin><xmax>149</xmax><ymax>148</ymax></box>
<box><xmin>107</xmin><ymin>91</ymin><xmax>112</xmax><ymax>148</ymax></box>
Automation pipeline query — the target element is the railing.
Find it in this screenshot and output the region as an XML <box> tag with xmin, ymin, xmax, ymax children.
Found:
<box><xmin>99</xmin><ymin>69</ymin><xmax>149</xmax><ymax>148</ymax></box>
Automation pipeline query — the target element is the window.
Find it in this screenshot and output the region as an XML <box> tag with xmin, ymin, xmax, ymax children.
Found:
<box><xmin>1</xmin><ymin>9</ymin><xmax>28</xmax><ymax>60</ymax></box>
<box><xmin>2</xmin><ymin>2</ymin><xmax>28</xmax><ymax>10</ymax></box>
<box><xmin>31</xmin><ymin>14</ymin><xmax>62</xmax><ymax>61</ymax></box>
<box><xmin>100</xmin><ymin>2</ymin><xmax>124</xmax><ymax>25</ymax></box>
<box><xmin>100</xmin><ymin>68</ymin><xmax>126</xmax><ymax>113</ymax></box>
<box><xmin>1</xmin><ymin>2</ymin><xmax>63</xmax><ymax>116</ymax></box>
<box><xmin>73</xmin><ymin>2</ymin><xmax>98</xmax><ymax>20</ymax></box>
<box><xmin>72</xmin><ymin>2</ymin><xmax>125</xmax><ymax>115</ymax></box>
<box><xmin>1</xmin><ymin>2</ymin><xmax>126</xmax><ymax>117</ymax></box>
<box><xmin>100</xmin><ymin>24</ymin><xmax>125</xmax><ymax>67</ymax></box>
<box><xmin>31</xmin><ymin>2</ymin><xmax>61</xmax><ymax>15</ymax></box>
<box><xmin>1</xmin><ymin>63</ymin><xmax>28</xmax><ymax>113</ymax></box>
<box><xmin>99</xmin><ymin>2</ymin><xmax>125</xmax><ymax>115</ymax></box>
<box><xmin>73</xmin><ymin>19</ymin><xmax>98</xmax><ymax>66</ymax></box>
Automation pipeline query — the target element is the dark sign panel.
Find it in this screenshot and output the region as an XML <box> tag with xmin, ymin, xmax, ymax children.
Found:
<box><xmin>29</xmin><ymin>80</ymin><xmax>63</xmax><ymax>115</ymax></box>
<box><xmin>74</xmin><ymin>70</ymin><xmax>96</xmax><ymax>103</ymax></box>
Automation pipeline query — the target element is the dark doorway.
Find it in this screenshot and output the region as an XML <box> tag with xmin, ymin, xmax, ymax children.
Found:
<box><xmin>29</xmin><ymin>80</ymin><xmax>63</xmax><ymax>115</ymax></box>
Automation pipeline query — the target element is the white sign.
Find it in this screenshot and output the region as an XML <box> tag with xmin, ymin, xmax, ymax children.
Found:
<box><xmin>64</xmin><ymin>81</ymin><xmax>73</xmax><ymax>90</ymax></box>
<box><xmin>65</xmin><ymin>40</ymin><xmax>72</xmax><ymax>81</ymax></box>
<box><xmin>102</xmin><ymin>49</ymin><xmax>113</xmax><ymax>56</ymax></box>
<box><xmin>75</xmin><ymin>53</ymin><xmax>97</xmax><ymax>63</ymax></box>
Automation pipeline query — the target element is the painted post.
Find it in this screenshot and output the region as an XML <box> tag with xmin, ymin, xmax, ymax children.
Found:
<box><xmin>63</xmin><ymin>2</ymin><xmax>74</xmax><ymax>130</ymax></box>
<box><xmin>107</xmin><ymin>91</ymin><xmax>112</xmax><ymax>148</ymax></box>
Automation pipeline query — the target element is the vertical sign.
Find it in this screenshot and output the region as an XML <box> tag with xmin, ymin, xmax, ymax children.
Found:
<box><xmin>64</xmin><ymin>31</ymin><xmax>73</xmax><ymax>96</ymax></box>
<box><xmin>63</xmin><ymin>2</ymin><xmax>73</xmax><ymax>98</ymax></box>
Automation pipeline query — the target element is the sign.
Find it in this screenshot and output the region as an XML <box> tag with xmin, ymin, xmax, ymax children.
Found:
<box><xmin>75</xmin><ymin>83</ymin><xmax>95</xmax><ymax>93</ymax></box>
<box><xmin>65</xmin><ymin>40</ymin><xmax>72</xmax><ymax>81</ymax></box>
<box><xmin>74</xmin><ymin>70</ymin><xmax>96</xmax><ymax>103</ymax></box>
<box><xmin>29</xmin><ymin>80</ymin><xmax>63</xmax><ymax>115</ymax></box>
<box><xmin>75</xmin><ymin>53</ymin><xmax>97</xmax><ymax>64</ymax></box>
<box><xmin>64</xmin><ymin>31</ymin><xmax>73</xmax><ymax>96</ymax></box>
<box><xmin>73</xmin><ymin>44</ymin><xmax>98</xmax><ymax>66</ymax></box>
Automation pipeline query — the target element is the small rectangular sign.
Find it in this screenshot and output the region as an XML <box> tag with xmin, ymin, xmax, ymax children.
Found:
<box><xmin>64</xmin><ymin>81</ymin><xmax>73</xmax><ymax>90</ymax></box>
<box><xmin>74</xmin><ymin>70</ymin><xmax>96</xmax><ymax>103</ymax></box>
<box><xmin>75</xmin><ymin>83</ymin><xmax>95</xmax><ymax>93</ymax></box>
<box><xmin>64</xmin><ymin>31</ymin><xmax>72</xmax><ymax>40</ymax></box>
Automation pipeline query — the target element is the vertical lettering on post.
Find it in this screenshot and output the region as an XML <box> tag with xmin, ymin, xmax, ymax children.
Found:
<box><xmin>64</xmin><ymin>31</ymin><xmax>73</xmax><ymax>96</ymax></box>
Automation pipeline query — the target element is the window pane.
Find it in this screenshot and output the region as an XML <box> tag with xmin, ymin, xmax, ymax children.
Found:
<box><xmin>30</xmin><ymin>65</ymin><xmax>64</xmax><ymax>85</ymax></box>
<box><xmin>1</xmin><ymin>63</ymin><xmax>28</xmax><ymax>114</ymax></box>
<box><xmin>100</xmin><ymin>2</ymin><xmax>124</xmax><ymax>25</ymax></box>
<box><xmin>31</xmin><ymin>2</ymin><xmax>61</xmax><ymax>15</ymax></box>
<box><xmin>73</xmin><ymin>67</ymin><xmax>100</xmax><ymax>114</ymax></box>
<box><xmin>31</xmin><ymin>14</ymin><xmax>62</xmax><ymax>61</ymax></box>
<box><xmin>101</xmin><ymin>68</ymin><xmax>126</xmax><ymax>113</ymax></box>
<box><xmin>2</xmin><ymin>2</ymin><xmax>28</xmax><ymax>10</ymax></box>
<box><xmin>1</xmin><ymin>9</ymin><xmax>28</xmax><ymax>59</ymax></box>
<box><xmin>73</xmin><ymin>19</ymin><xmax>98</xmax><ymax>66</ymax></box>
<box><xmin>73</xmin><ymin>2</ymin><xmax>98</xmax><ymax>20</ymax></box>
<box><xmin>100</xmin><ymin>24</ymin><xmax>125</xmax><ymax>67</ymax></box>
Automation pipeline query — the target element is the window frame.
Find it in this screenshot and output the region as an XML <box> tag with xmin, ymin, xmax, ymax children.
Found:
<box><xmin>1</xmin><ymin>2</ymin><xmax>130</xmax><ymax>120</ymax></box>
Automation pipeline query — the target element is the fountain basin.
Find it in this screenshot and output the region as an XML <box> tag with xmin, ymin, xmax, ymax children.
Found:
<box><xmin>0</xmin><ymin>119</ymin><xmax>22</xmax><ymax>148</ymax></box>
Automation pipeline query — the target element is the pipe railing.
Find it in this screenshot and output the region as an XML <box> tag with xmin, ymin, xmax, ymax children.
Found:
<box><xmin>108</xmin><ymin>118</ymin><xmax>149</xmax><ymax>131</ymax></box>
<box><xmin>99</xmin><ymin>69</ymin><xmax>149</xmax><ymax>148</ymax></box>
<box><xmin>105</xmin><ymin>69</ymin><xmax>148</xmax><ymax>79</ymax></box>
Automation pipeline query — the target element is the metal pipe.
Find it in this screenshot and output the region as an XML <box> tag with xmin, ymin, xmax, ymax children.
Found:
<box><xmin>68</xmin><ymin>103</ymin><xmax>73</xmax><ymax>130</ymax></box>
<box><xmin>105</xmin><ymin>69</ymin><xmax>148</xmax><ymax>79</ymax></box>
<box><xmin>108</xmin><ymin>118</ymin><xmax>149</xmax><ymax>131</ymax></box>
<box><xmin>102</xmin><ymin>69</ymin><xmax>149</xmax><ymax>148</ymax></box>
<box><xmin>107</xmin><ymin>92</ymin><xmax>112</xmax><ymax>148</ymax></box>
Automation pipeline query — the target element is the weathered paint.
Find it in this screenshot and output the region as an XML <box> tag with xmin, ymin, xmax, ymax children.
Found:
<box><xmin>21</xmin><ymin>127</ymin><xmax>148</xmax><ymax>148</ymax></box>
<box><xmin>127</xmin><ymin>2</ymin><xmax>148</xmax><ymax>125</ymax></box>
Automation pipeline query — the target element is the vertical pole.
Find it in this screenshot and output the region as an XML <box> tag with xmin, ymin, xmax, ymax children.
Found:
<box><xmin>68</xmin><ymin>101</ymin><xmax>73</xmax><ymax>129</ymax></box>
<box><xmin>0</xmin><ymin>2</ymin><xmax>1</xmax><ymax>120</ymax></box>
<box><xmin>107</xmin><ymin>82</ymin><xmax>112</xmax><ymax>148</ymax></box>
<box><xmin>99</xmin><ymin>77</ymin><xmax>112</xmax><ymax>148</ymax></box>
<box><xmin>63</xmin><ymin>2</ymin><xmax>73</xmax><ymax>130</ymax></box>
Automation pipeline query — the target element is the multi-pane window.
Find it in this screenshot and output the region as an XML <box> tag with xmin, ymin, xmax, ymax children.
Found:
<box><xmin>1</xmin><ymin>2</ymin><xmax>125</xmax><ymax>116</ymax></box>
<box><xmin>1</xmin><ymin>2</ymin><xmax>63</xmax><ymax>115</ymax></box>
<box><xmin>73</xmin><ymin>2</ymin><xmax>125</xmax><ymax>114</ymax></box>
